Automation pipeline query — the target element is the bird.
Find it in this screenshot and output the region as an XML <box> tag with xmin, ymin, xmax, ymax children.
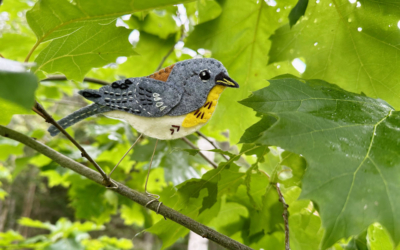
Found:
<box><xmin>48</xmin><ymin>58</ymin><xmax>239</xmax><ymax>209</ymax></box>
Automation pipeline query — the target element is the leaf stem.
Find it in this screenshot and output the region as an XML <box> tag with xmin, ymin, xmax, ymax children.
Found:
<box><xmin>155</xmin><ymin>25</ymin><xmax>185</xmax><ymax>71</ymax></box>
<box><xmin>196</xmin><ymin>131</ymin><xmax>229</xmax><ymax>161</ymax></box>
<box><xmin>0</xmin><ymin>125</ymin><xmax>253</xmax><ymax>250</ymax></box>
<box><xmin>181</xmin><ymin>137</ymin><xmax>218</xmax><ymax>169</ymax></box>
<box><xmin>24</xmin><ymin>41</ymin><xmax>40</xmax><ymax>63</ymax></box>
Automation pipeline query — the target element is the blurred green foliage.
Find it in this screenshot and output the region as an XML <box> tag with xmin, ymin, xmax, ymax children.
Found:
<box><xmin>1</xmin><ymin>0</ymin><xmax>400</xmax><ymax>249</ymax></box>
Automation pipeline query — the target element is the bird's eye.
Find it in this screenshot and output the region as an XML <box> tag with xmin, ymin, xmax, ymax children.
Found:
<box><xmin>199</xmin><ymin>70</ymin><xmax>211</xmax><ymax>82</ymax></box>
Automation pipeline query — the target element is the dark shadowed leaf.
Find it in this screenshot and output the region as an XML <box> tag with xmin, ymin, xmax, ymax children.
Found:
<box><xmin>269</xmin><ymin>0</ymin><xmax>400</xmax><ymax>109</ymax></box>
<box><xmin>240</xmin><ymin>76</ymin><xmax>400</xmax><ymax>248</ymax></box>
<box><xmin>288</xmin><ymin>0</ymin><xmax>308</xmax><ymax>27</ymax></box>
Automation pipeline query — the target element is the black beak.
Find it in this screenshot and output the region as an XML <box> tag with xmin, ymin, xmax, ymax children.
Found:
<box><xmin>215</xmin><ymin>72</ymin><xmax>239</xmax><ymax>88</ymax></box>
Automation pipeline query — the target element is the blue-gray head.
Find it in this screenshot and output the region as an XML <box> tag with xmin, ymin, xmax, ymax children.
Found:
<box><xmin>168</xmin><ymin>58</ymin><xmax>239</xmax><ymax>93</ymax></box>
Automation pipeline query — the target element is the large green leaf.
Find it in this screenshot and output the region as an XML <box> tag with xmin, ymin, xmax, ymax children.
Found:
<box><xmin>185</xmin><ymin>0</ymin><xmax>298</xmax><ymax>142</ymax></box>
<box><xmin>32</xmin><ymin>22</ymin><xmax>135</xmax><ymax>81</ymax></box>
<box><xmin>269</xmin><ymin>0</ymin><xmax>400</xmax><ymax>109</ymax></box>
<box><xmin>26</xmin><ymin>0</ymin><xmax>193</xmax><ymax>43</ymax></box>
<box><xmin>240</xmin><ymin>76</ymin><xmax>400</xmax><ymax>248</ymax></box>
<box><xmin>26</xmin><ymin>0</ymin><xmax>193</xmax><ymax>79</ymax></box>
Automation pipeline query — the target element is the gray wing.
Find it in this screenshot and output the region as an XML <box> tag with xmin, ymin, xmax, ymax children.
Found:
<box><xmin>80</xmin><ymin>77</ymin><xmax>183</xmax><ymax>117</ymax></box>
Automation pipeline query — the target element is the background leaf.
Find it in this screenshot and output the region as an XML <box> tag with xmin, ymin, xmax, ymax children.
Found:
<box><xmin>269</xmin><ymin>0</ymin><xmax>400</xmax><ymax>109</ymax></box>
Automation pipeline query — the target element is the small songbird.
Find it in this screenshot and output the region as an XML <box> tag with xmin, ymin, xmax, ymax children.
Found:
<box><xmin>49</xmin><ymin>58</ymin><xmax>239</xmax><ymax>138</ymax></box>
<box><xmin>48</xmin><ymin>58</ymin><xmax>239</xmax><ymax>208</ymax></box>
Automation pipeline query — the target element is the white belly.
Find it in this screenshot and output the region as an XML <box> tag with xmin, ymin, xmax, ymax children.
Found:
<box><xmin>103</xmin><ymin>110</ymin><xmax>206</xmax><ymax>140</ymax></box>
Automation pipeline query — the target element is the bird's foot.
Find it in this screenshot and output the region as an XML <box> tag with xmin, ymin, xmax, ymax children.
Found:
<box><xmin>105</xmin><ymin>179</ymin><xmax>119</xmax><ymax>189</ymax></box>
<box><xmin>145</xmin><ymin>191</ymin><xmax>163</xmax><ymax>213</ymax></box>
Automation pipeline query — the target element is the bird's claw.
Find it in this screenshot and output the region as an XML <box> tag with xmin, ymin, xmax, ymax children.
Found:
<box><xmin>105</xmin><ymin>179</ymin><xmax>118</xmax><ymax>189</ymax></box>
<box><xmin>145</xmin><ymin>191</ymin><xmax>162</xmax><ymax>214</ymax></box>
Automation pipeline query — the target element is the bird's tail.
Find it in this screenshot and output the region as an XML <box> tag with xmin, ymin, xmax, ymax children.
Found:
<box><xmin>48</xmin><ymin>104</ymin><xmax>112</xmax><ymax>136</ymax></box>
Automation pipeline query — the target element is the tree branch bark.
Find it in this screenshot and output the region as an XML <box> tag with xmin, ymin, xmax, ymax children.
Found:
<box><xmin>42</xmin><ymin>75</ymin><xmax>110</xmax><ymax>85</ymax></box>
<box><xmin>32</xmin><ymin>101</ymin><xmax>114</xmax><ymax>188</ymax></box>
<box><xmin>0</xmin><ymin>125</ymin><xmax>253</xmax><ymax>250</ymax></box>
<box><xmin>276</xmin><ymin>183</ymin><xmax>290</xmax><ymax>250</ymax></box>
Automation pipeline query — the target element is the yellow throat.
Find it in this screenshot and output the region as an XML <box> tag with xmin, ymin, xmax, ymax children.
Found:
<box><xmin>182</xmin><ymin>85</ymin><xmax>226</xmax><ymax>128</ymax></box>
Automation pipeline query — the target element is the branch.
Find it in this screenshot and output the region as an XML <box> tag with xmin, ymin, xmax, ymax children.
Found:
<box><xmin>42</xmin><ymin>75</ymin><xmax>110</xmax><ymax>85</ymax></box>
<box><xmin>32</xmin><ymin>101</ymin><xmax>114</xmax><ymax>187</ymax></box>
<box><xmin>181</xmin><ymin>137</ymin><xmax>218</xmax><ymax>169</ymax></box>
<box><xmin>276</xmin><ymin>183</ymin><xmax>290</xmax><ymax>250</ymax></box>
<box><xmin>0</xmin><ymin>125</ymin><xmax>253</xmax><ymax>250</ymax></box>
<box><xmin>196</xmin><ymin>131</ymin><xmax>229</xmax><ymax>161</ymax></box>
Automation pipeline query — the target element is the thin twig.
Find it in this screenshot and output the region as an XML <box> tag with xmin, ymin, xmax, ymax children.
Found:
<box><xmin>0</xmin><ymin>125</ymin><xmax>253</xmax><ymax>250</ymax></box>
<box><xmin>181</xmin><ymin>137</ymin><xmax>218</xmax><ymax>169</ymax></box>
<box><xmin>276</xmin><ymin>183</ymin><xmax>290</xmax><ymax>250</ymax></box>
<box><xmin>196</xmin><ymin>131</ymin><xmax>229</xmax><ymax>161</ymax></box>
<box><xmin>155</xmin><ymin>25</ymin><xmax>186</xmax><ymax>71</ymax></box>
<box><xmin>32</xmin><ymin>101</ymin><xmax>115</xmax><ymax>188</ymax></box>
<box><xmin>39</xmin><ymin>98</ymin><xmax>84</xmax><ymax>107</ymax></box>
<box><xmin>42</xmin><ymin>75</ymin><xmax>110</xmax><ymax>85</ymax></box>
<box><xmin>0</xmin><ymin>54</ymin><xmax>4</xmax><ymax>58</ymax></box>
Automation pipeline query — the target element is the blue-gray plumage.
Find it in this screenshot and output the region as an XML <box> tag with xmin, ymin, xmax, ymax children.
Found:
<box><xmin>48</xmin><ymin>58</ymin><xmax>239</xmax><ymax>138</ymax></box>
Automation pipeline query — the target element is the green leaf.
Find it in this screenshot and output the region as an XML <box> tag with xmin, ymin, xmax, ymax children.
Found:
<box><xmin>367</xmin><ymin>223</ymin><xmax>396</xmax><ymax>250</ymax></box>
<box><xmin>240</xmin><ymin>76</ymin><xmax>400</xmax><ymax>248</ymax></box>
<box><xmin>285</xmin><ymin>187</ymin><xmax>323</xmax><ymax>250</ymax></box>
<box><xmin>177</xmin><ymin>162</ymin><xmax>244</xmax><ymax>213</ymax></box>
<box><xmin>197</xmin><ymin>0</ymin><xmax>222</xmax><ymax>24</ymax></box>
<box><xmin>0</xmin><ymin>230</ymin><xmax>24</xmax><ymax>246</ymax></box>
<box><xmin>343</xmin><ymin>230</ymin><xmax>368</xmax><ymax>250</ymax></box>
<box><xmin>68</xmin><ymin>179</ymin><xmax>116</xmax><ymax>224</ymax></box>
<box><xmin>117</xmin><ymin>32</ymin><xmax>176</xmax><ymax>78</ymax></box>
<box><xmin>279</xmin><ymin>151</ymin><xmax>306</xmax><ymax>188</ymax></box>
<box><xmin>0</xmin><ymin>69</ymin><xmax>38</xmax><ymax>110</ymax></box>
<box><xmin>26</xmin><ymin>0</ymin><xmax>193</xmax><ymax>43</ymax></box>
<box><xmin>288</xmin><ymin>0</ymin><xmax>308</xmax><ymax>27</ymax></box>
<box><xmin>127</xmin><ymin>7</ymin><xmax>179</xmax><ymax>39</ymax></box>
<box><xmin>269</xmin><ymin>0</ymin><xmax>400</xmax><ymax>109</ymax></box>
<box><xmin>18</xmin><ymin>217</ymin><xmax>54</xmax><ymax>230</ymax></box>
<box><xmin>185</xmin><ymin>0</ymin><xmax>299</xmax><ymax>142</ymax></box>
<box><xmin>120</xmin><ymin>204</ymin><xmax>145</xmax><ymax>227</ymax></box>
<box><xmin>0</xmin><ymin>33</ymin><xmax>37</xmax><ymax>61</ymax></box>
<box><xmin>32</xmin><ymin>23</ymin><xmax>135</xmax><ymax>81</ymax></box>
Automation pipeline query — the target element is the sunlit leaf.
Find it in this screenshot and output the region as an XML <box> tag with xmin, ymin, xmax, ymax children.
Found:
<box><xmin>32</xmin><ymin>23</ymin><xmax>135</xmax><ymax>81</ymax></box>
<box><xmin>26</xmin><ymin>0</ymin><xmax>193</xmax><ymax>43</ymax></box>
<box><xmin>288</xmin><ymin>0</ymin><xmax>308</xmax><ymax>27</ymax></box>
<box><xmin>117</xmin><ymin>32</ymin><xmax>176</xmax><ymax>78</ymax></box>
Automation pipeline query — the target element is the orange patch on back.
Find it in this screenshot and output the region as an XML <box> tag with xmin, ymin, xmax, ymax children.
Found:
<box><xmin>148</xmin><ymin>64</ymin><xmax>175</xmax><ymax>82</ymax></box>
